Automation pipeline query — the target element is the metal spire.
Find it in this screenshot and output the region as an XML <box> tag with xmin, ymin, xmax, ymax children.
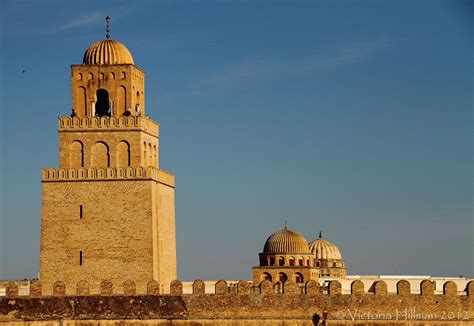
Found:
<box><xmin>319</xmin><ymin>230</ymin><xmax>322</xmax><ymax>238</ymax></box>
<box><xmin>284</xmin><ymin>221</ymin><xmax>288</xmax><ymax>230</ymax></box>
<box><xmin>105</xmin><ymin>16</ymin><xmax>111</xmax><ymax>39</ymax></box>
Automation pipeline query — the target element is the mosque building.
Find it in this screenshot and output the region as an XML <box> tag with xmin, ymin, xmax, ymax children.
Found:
<box><xmin>0</xmin><ymin>19</ymin><xmax>471</xmax><ymax>302</ymax></box>
<box><xmin>252</xmin><ymin>224</ymin><xmax>346</xmax><ymax>285</ymax></box>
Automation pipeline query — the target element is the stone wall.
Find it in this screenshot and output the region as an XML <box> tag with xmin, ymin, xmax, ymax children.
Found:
<box><xmin>1</xmin><ymin>279</ymin><xmax>472</xmax><ymax>325</ymax></box>
<box><xmin>39</xmin><ymin>177</ymin><xmax>176</xmax><ymax>295</ymax></box>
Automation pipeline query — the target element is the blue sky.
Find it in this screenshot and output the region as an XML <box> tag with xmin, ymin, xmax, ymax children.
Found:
<box><xmin>0</xmin><ymin>0</ymin><xmax>472</xmax><ymax>280</ymax></box>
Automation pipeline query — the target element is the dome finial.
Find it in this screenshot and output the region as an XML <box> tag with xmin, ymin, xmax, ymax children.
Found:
<box><xmin>319</xmin><ymin>230</ymin><xmax>322</xmax><ymax>239</ymax></box>
<box><xmin>284</xmin><ymin>221</ymin><xmax>288</xmax><ymax>230</ymax></box>
<box><xmin>105</xmin><ymin>16</ymin><xmax>111</xmax><ymax>39</ymax></box>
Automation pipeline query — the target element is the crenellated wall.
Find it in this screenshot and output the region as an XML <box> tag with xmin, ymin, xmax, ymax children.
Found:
<box><xmin>58</xmin><ymin>116</ymin><xmax>158</xmax><ymax>137</ymax></box>
<box><xmin>42</xmin><ymin>166</ymin><xmax>174</xmax><ymax>187</ymax></box>
<box><xmin>1</xmin><ymin>279</ymin><xmax>473</xmax><ymax>325</ymax></box>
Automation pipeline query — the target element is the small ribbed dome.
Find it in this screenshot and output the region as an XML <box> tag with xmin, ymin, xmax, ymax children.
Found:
<box><xmin>309</xmin><ymin>235</ymin><xmax>343</xmax><ymax>260</ymax></box>
<box><xmin>263</xmin><ymin>225</ymin><xmax>311</xmax><ymax>254</ymax></box>
<box><xmin>83</xmin><ymin>39</ymin><xmax>134</xmax><ymax>65</ymax></box>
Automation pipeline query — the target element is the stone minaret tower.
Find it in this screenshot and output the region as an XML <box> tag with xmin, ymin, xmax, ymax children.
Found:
<box><xmin>39</xmin><ymin>18</ymin><xmax>176</xmax><ymax>295</ymax></box>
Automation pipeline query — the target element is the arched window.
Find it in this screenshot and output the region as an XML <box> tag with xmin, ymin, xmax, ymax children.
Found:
<box><xmin>117</xmin><ymin>86</ymin><xmax>126</xmax><ymax>116</ymax></box>
<box><xmin>278</xmin><ymin>257</ymin><xmax>284</xmax><ymax>266</ymax></box>
<box><xmin>294</xmin><ymin>273</ymin><xmax>304</xmax><ymax>284</ymax></box>
<box><xmin>143</xmin><ymin>142</ymin><xmax>147</xmax><ymax>166</ymax></box>
<box><xmin>316</xmin><ymin>261</ymin><xmax>320</xmax><ymax>267</ymax></box>
<box><xmin>332</xmin><ymin>262</ymin><xmax>337</xmax><ymax>268</ymax></box>
<box><xmin>70</xmin><ymin>140</ymin><xmax>84</xmax><ymax>168</ymax></box>
<box><xmin>136</xmin><ymin>91</ymin><xmax>141</xmax><ymax>114</ymax></box>
<box><xmin>148</xmin><ymin>143</ymin><xmax>152</xmax><ymax>167</ymax></box>
<box><xmin>289</xmin><ymin>257</ymin><xmax>295</xmax><ymax>266</ymax></box>
<box><xmin>153</xmin><ymin>145</ymin><xmax>157</xmax><ymax>167</ymax></box>
<box><xmin>117</xmin><ymin>141</ymin><xmax>130</xmax><ymax>167</ymax></box>
<box><xmin>278</xmin><ymin>273</ymin><xmax>287</xmax><ymax>283</ymax></box>
<box><xmin>261</xmin><ymin>273</ymin><xmax>272</xmax><ymax>282</ymax></box>
<box><xmin>269</xmin><ymin>257</ymin><xmax>275</xmax><ymax>266</ymax></box>
<box><xmin>95</xmin><ymin>89</ymin><xmax>110</xmax><ymax>117</ymax></box>
<box><xmin>91</xmin><ymin>142</ymin><xmax>110</xmax><ymax>167</ymax></box>
<box><xmin>77</xmin><ymin>87</ymin><xmax>87</xmax><ymax>117</ymax></box>
<box><xmin>298</xmin><ymin>258</ymin><xmax>304</xmax><ymax>266</ymax></box>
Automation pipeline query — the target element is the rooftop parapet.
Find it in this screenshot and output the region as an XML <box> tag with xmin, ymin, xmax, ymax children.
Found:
<box><xmin>2</xmin><ymin>278</ymin><xmax>473</xmax><ymax>297</ymax></box>
<box><xmin>42</xmin><ymin>166</ymin><xmax>174</xmax><ymax>187</ymax></box>
<box><xmin>58</xmin><ymin>115</ymin><xmax>159</xmax><ymax>137</ymax></box>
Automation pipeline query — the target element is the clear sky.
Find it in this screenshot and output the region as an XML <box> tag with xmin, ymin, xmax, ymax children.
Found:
<box><xmin>0</xmin><ymin>0</ymin><xmax>472</xmax><ymax>281</ymax></box>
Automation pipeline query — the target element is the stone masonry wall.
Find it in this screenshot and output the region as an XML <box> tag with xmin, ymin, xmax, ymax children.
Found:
<box><xmin>39</xmin><ymin>179</ymin><xmax>164</xmax><ymax>295</ymax></box>
<box><xmin>1</xmin><ymin>279</ymin><xmax>473</xmax><ymax>325</ymax></box>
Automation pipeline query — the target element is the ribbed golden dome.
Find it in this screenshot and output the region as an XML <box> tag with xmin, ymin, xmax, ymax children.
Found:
<box><xmin>263</xmin><ymin>225</ymin><xmax>311</xmax><ymax>254</ymax></box>
<box><xmin>83</xmin><ymin>39</ymin><xmax>134</xmax><ymax>65</ymax></box>
<box><xmin>309</xmin><ymin>235</ymin><xmax>343</xmax><ymax>260</ymax></box>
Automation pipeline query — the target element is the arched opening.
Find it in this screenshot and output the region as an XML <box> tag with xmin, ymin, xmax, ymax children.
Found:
<box><xmin>278</xmin><ymin>257</ymin><xmax>285</xmax><ymax>266</ymax></box>
<box><xmin>278</xmin><ymin>273</ymin><xmax>288</xmax><ymax>283</ymax></box>
<box><xmin>70</xmin><ymin>140</ymin><xmax>84</xmax><ymax>168</ymax></box>
<box><xmin>148</xmin><ymin>143</ymin><xmax>152</xmax><ymax>167</ymax></box>
<box><xmin>136</xmin><ymin>91</ymin><xmax>141</xmax><ymax>115</ymax></box>
<box><xmin>298</xmin><ymin>257</ymin><xmax>304</xmax><ymax>266</ymax></box>
<box><xmin>316</xmin><ymin>261</ymin><xmax>320</xmax><ymax>267</ymax></box>
<box><xmin>261</xmin><ymin>273</ymin><xmax>272</xmax><ymax>282</ymax></box>
<box><xmin>77</xmin><ymin>87</ymin><xmax>87</xmax><ymax>117</ymax></box>
<box><xmin>332</xmin><ymin>262</ymin><xmax>337</xmax><ymax>268</ymax></box>
<box><xmin>143</xmin><ymin>142</ymin><xmax>147</xmax><ymax>166</ymax></box>
<box><xmin>95</xmin><ymin>89</ymin><xmax>110</xmax><ymax>117</ymax></box>
<box><xmin>289</xmin><ymin>257</ymin><xmax>295</xmax><ymax>266</ymax></box>
<box><xmin>117</xmin><ymin>86</ymin><xmax>126</xmax><ymax>116</ymax></box>
<box><xmin>294</xmin><ymin>273</ymin><xmax>304</xmax><ymax>284</ymax></box>
<box><xmin>117</xmin><ymin>141</ymin><xmax>131</xmax><ymax>167</ymax></box>
<box><xmin>269</xmin><ymin>257</ymin><xmax>275</xmax><ymax>266</ymax></box>
<box><xmin>91</xmin><ymin>142</ymin><xmax>110</xmax><ymax>167</ymax></box>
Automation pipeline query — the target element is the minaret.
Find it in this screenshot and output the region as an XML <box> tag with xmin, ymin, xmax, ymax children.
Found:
<box><xmin>39</xmin><ymin>18</ymin><xmax>177</xmax><ymax>295</ymax></box>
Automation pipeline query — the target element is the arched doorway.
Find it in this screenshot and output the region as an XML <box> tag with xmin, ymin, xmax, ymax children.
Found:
<box><xmin>95</xmin><ymin>89</ymin><xmax>110</xmax><ymax>117</ymax></box>
<box><xmin>260</xmin><ymin>272</ymin><xmax>272</xmax><ymax>282</ymax></box>
<box><xmin>278</xmin><ymin>272</ymin><xmax>288</xmax><ymax>283</ymax></box>
<box><xmin>294</xmin><ymin>272</ymin><xmax>304</xmax><ymax>284</ymax></box>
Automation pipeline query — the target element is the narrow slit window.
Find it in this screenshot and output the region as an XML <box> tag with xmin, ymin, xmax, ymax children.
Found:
<box><xmin>79</xmin><ymin>251</ymin><xmax>83</xmax><ymax>265</ymax></box>
<box><xmin>79</xmin><ymin>205</ymin><xmax>83</xmax><ymax>219</ymax></box>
